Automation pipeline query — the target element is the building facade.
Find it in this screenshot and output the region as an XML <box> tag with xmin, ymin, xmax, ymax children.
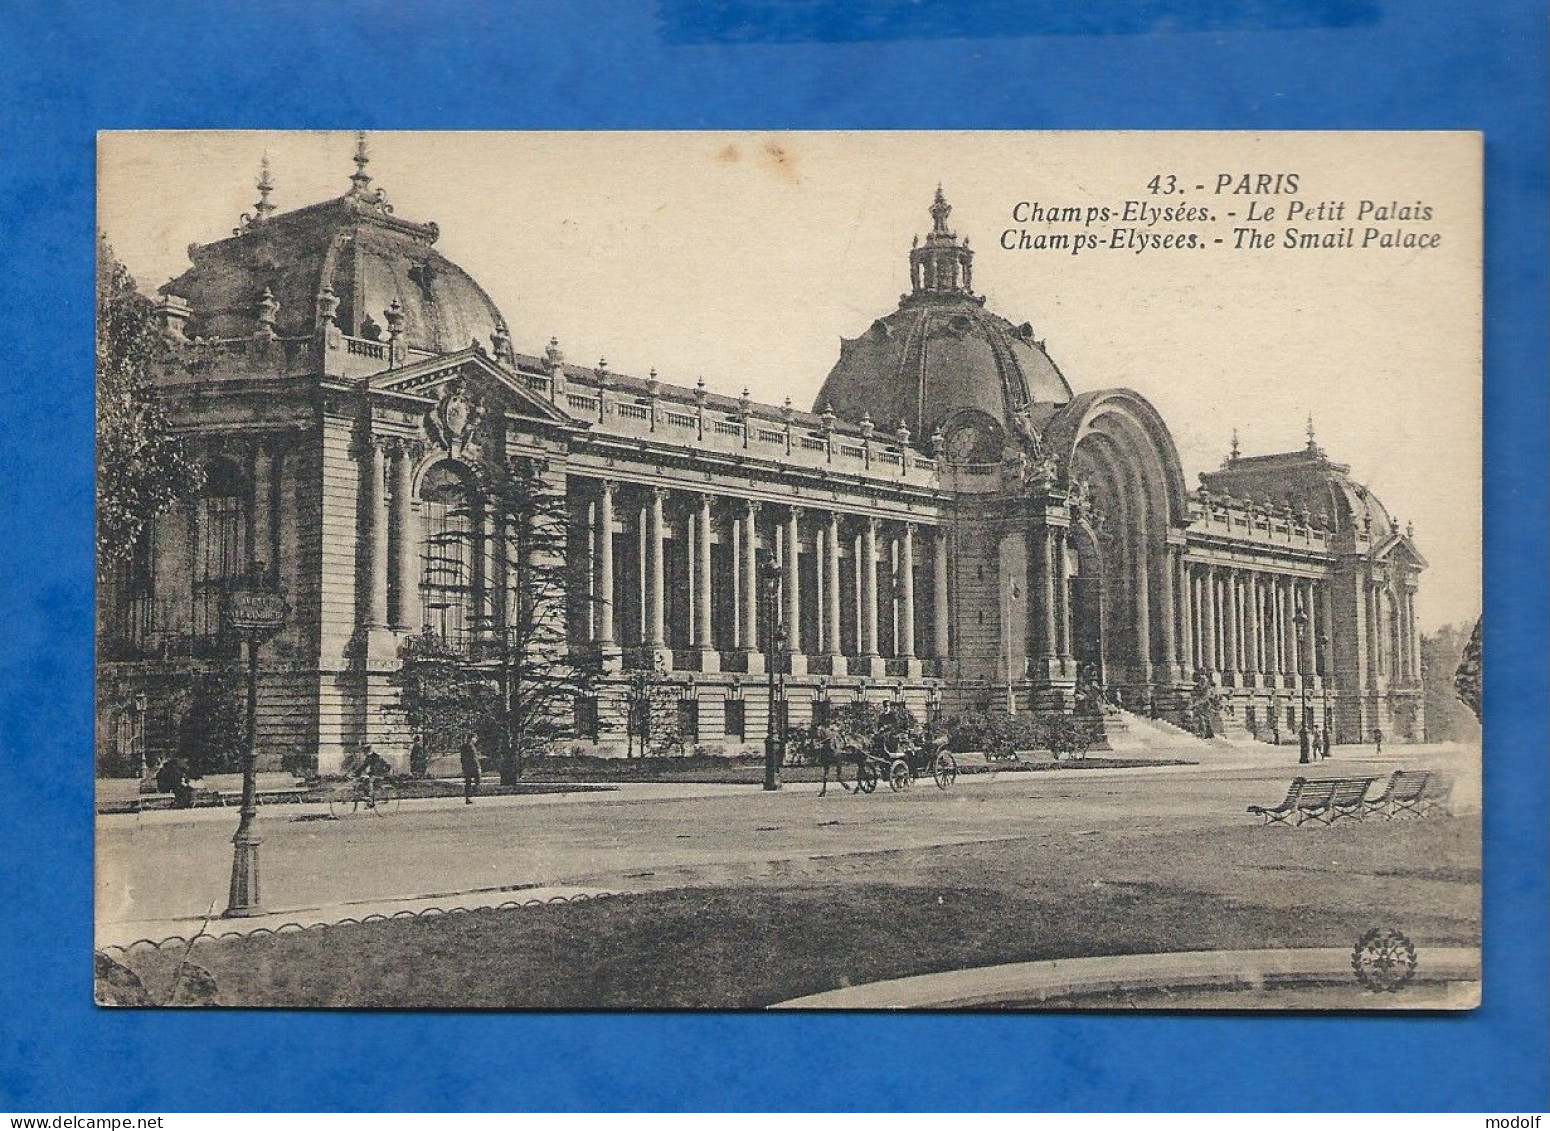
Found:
<box><xmin>98</xmin><ymin>145</ymin><xmax>1427</xmax><ymax>774</ymax></box>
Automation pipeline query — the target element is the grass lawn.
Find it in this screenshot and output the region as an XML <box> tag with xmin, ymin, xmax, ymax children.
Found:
<box><xmin>112</xmin><ymin>815</ymin><xmax>1478</xmax><ymax>1009</ymax></box>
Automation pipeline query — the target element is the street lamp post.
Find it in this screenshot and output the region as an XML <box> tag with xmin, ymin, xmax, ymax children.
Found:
<box><xmin>760</xmin><ymin>557</ymin><xmax>784</xmax><ymax>791</ymax></box>
<box><xmin>1318</xmin><ymin>630</ymin><xmax>1333</xmax><ymax>755</ymax></box>
<box><xmin>220</xmin><ymin>562</ymin><xmax>288</xmax><ymax>918</ymax></box>
<box><xmin>1293</xmin><ymin>602</ymin><xmax>1311</xmax><ymax>764</ymax></box>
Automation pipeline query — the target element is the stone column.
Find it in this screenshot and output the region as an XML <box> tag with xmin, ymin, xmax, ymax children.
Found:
<box><xmin>363</xmin><ymin>438</ymin><xmax>389</xmax><ymax>629</ymax></box>
<box><xmin>390</xmin><ymin>441</ymin><xmax>419</xmax><ymax>629</ymax></box>
<box><xmin>1056</xmin><ymin>529</ymin><xmax>1073</xmax><ymax>666</ymax></box>
<box><xmin>740</xmin><ymin>499</ymin><xmax>762</xmax><ymax>673</ymax></box>
<box><xmin>860</xmin><ymin>517</ymin><xmax>882</xmax><ymax>674</ymax></box>
<box><xmin>1320</xmin><ymin>580</ymin><xmax>1335</xmax><ymax>680</ymax></box>
<box><xmin>1036</xmin><ymin>526</ymin><xmax>1057</xmax><ymax>671</ymax></box>
<box><xmin>825</xmin><ymin>513</ymin><xmax>845</xmax><ymax>673</ymax></box>
<box><xmin>1157</xmin><ymin>543</ymin><xmax>1177</xmax><ymax>675</ymax></box>
<box><xmin>785</xmin><ymin>507</ymin><xmax>806</xmax><ymax>674</ymax></box>
<box><xmin>1222</xmin><ymin>568</ymin><xmax>1240</xmax><ymax>682</ymax></box>
<box><xmin>693</xmin><ymin>494</ymin><xmax>717</xmax><ymax>671</ymax></box>
<box><xmin>1288</xmin><ymin>582</ymin><xmax>1303</xmax><ymax>684</ymax></box>
<box><xmin>1303</xmin><ymin>579</ymin><xmax>1318</xmax><ymax>680</ymax></box>
<box><xmin>1132</xmin><ymin>532</ymin><xmax>1151</xmax><ymax>676</ymax></box>
<box><xmin>898</xmin><ymin>522</ymin><xmax>917</xmax><ymax>668</ymax></box>
<box><xmin>1246</xmin><ymin>573</ymin><xmax>1262</xmax><ymax>681</ymax></box>
<box><xmin>1177</xmin><ymin>556</ymin><xmax>1193</xmax><ymax>672</ymax></box>
<box><xmin>593</xmin><ymin>481</ymin><xmax>617</xmax><ymax>664</ymax></box>
<box><xmin>1406</xmin><ymin>586</ymin><xmax>1421</xmax><ymax>685</ymax></box>
<box><xmin>645</xmin><ymin>487</ymin><xmax>668</xmax><ymax>665</ymax></box>
<box><xmin>933</xmin><ymin>527</ymin><xmax>951</xmax><ymax>663</ymax></box>
<box><xmin>1201</xmin><ymin>564</ymin><xmax>1217</xmax><ymax>674</ymax></box>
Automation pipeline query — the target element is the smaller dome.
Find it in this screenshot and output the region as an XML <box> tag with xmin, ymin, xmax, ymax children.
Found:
<box><xmin>1200</xmin><ymin>442</ymin><xmax>1393</xmax><ymax>535</ymax></box>
<box><xmin>160</xmin><ymin>139</ymin><xmax>509</xmax><ymax>358</ymax></box>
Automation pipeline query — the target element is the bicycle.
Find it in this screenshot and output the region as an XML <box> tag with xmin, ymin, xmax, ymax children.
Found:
<box><xmin>327</xmin><ymin>775</ymin><xmax>402</xmax><ymax>818</ymax></box>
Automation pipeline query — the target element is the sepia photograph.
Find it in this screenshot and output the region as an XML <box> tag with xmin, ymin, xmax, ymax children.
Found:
<box><xmin>94</xmin><ymin>130</ymin><xmax>1482</xmax><ymax>1010</ymax></box>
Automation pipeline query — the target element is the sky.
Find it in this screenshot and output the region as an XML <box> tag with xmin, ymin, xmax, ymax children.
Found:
<box><xmin>98</xmin><ymin>130</ymin><xmax>1482</xmax><ymax>633</ymax></box>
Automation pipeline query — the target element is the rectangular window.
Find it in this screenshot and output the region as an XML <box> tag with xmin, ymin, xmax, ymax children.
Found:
<box><xmin>724</xmin><ymin>699</ymin><xmax>745</xmax><ymax>740</ymax></box>
<box><xmin>574</xmin><ymin>696</ymin><xmax>599</xmax><ymax>741</ymax></box>
<box><xmin>193</xmin><ymin>491</ymin><xmax>247</xmax><ymax>643</ymax></box>
<box><xmin>812</xmin><ymin>699</ymin><xmax>831</xmax><ymax>728</ymax></box>
<box><xmin>676</xmin><ymin>699</ymin><xmax>699</xmax><ymax>743</ymax></box>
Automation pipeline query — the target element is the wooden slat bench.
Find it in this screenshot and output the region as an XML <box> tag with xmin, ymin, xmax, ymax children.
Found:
<box><xmin>1248</xmin><ymin>776</ymin><xmax>1378</xmax><ymax>826</ymax></box>
<box><xmin>1390</xmin><ymin>771</ymin><xmax>1452</xmax><ymax>818</ymax></box>
<box><xmin>1247</xmin><ymin>777</ymin><xmax>1306</xmax><ymax>825</ymax></box>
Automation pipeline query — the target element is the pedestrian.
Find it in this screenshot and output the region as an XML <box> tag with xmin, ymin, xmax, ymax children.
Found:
<box><xmin>1374</xmin><ymin>727</ymin><xmax>1384</xmax><ymax>755</ymax></box>
<box><xmin>409</xmin><ymin>734</ymin><xmax>428</xmax><ymax>779</ymax></box>
<box><xmin>460</xmin><ymin>733</ymin><xmax>482</xmax><ymax>804</ymax></box>
<box><xmin>1313</xmin><ymin>726</ymin><xmax>1326</xmax><ymax>760</ymax></box>
<box><xmin>155</xmin><ymin>756</ymin><xmax>195</xmax><ymax>809</ymax></box>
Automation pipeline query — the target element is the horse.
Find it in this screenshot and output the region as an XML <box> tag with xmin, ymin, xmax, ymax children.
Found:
<box><xmin>807</xmin><ymin>724</ymin><xmax>869</xmax><ymax>797</ymax></box>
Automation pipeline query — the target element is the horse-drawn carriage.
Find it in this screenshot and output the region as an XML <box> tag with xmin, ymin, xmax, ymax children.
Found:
<box><xmin>861</xmin><ymin>729</ymin><xmax>959</xmax><ymax>793</ymax></box>
<box><xmin>806</xmin><ymin>719</ymin><xmax>958</xmax><ymax>796</ymax></box>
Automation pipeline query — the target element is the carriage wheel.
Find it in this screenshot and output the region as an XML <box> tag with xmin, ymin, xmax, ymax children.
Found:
<box><xmin>933</xmin><ymin>752</ymin><xmax>958</xmax><ymax>790</ymax></box>
<box><xmin>888</xmin><ymin>759</ymin><xmax>911</xmax><ymax>792</ymax></box>
<box><xmin>857</xmin><ymin>763</ymin><xmax>878</xmax><ymax>793</ymax></box>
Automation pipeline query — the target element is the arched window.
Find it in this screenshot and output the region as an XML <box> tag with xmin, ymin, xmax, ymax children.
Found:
<box><xmin>420</xmin><ymin>462</ymin><xmax>477</xmax><ymax>651</ymax></box>
<box><xmin>192</xmin><ymin>458</ymin><xmax>248</xmax><ymax>641</ymax></box>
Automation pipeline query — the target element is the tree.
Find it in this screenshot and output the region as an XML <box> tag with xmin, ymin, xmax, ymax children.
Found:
<box><xmin>1422</xmin><ymin>619</ymin><xmax>1482</xmax><ymax>740</ymax></box>
<box><xmin>1454</xmin><ymin>617</ymin><xmax>1481</xmax><ymax>720</ymax></box>
<box><xmin>96</xmin><ymin>233</ymin><xmax>203</xmax><ymax>567</ymax></box>
<box><xmin>622</xmin><ymin>658</ymin><xmax>686</xmax><ymax>758</ymax></box>
<box><xmin>394</xmin><ymin>629</ymin><xmax>505</xmax><ymax>763</ymax></box>
<box><xmin>484</xmin><ymin>456</ymin><xmax>605</xmax><ymax>782</ymax></box>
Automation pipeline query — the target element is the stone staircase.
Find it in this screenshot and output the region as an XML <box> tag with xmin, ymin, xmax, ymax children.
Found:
<box><xmin>1097</xmin><ymin>706</ymin><xmax>1270</xmax><ymax>760</ymax></box>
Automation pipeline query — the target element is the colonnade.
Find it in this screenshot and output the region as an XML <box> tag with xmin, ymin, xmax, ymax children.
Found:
<box><xmin>1184</xmin><ymin>563</ymin><xmax>1333</xmax><ymax>686</ymax></box>
<box><xmin>584</xmin><ymin>480</ymin><xmax>949</xmax><ymax>675</ymax></box>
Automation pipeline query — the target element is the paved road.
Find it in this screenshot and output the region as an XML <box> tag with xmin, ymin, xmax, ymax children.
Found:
<box><xmin>96</xmin><ymin>742</ymin><xmax>1478</xmax><ymax>943</ymax></box>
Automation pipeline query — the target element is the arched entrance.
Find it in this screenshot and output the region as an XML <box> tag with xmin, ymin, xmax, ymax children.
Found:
<box><xmin>1045</xmin><ymin>390</ymin><xmax>1188</xmax><ymax>699</ymax></box>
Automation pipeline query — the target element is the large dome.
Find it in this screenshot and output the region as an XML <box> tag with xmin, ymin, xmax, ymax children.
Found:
<box><xmin>160</xmin><ymin>143</ymin><xmax>508</xmax><ymax>357</ymax></box>
<box><xmin>814</xmin><ymin>188</ymin><xmax>1073</xmax><ymax>442</ymax></box>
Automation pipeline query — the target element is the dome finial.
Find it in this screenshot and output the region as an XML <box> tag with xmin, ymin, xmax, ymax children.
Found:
<box><xmin>254</xmin><ymin>153</ymin><xmax>275</xmax><ymax>221</ymax></box>
<box><xmin>235</xmin><ymin>153</ymin><xmax>277</xmax><ymax>234</ymax></box>
<box><xmin>909</xmin><ymin>184</ymin><xmax>973</xmax><ymax>297</ymax></box>
<box><xmin>930</xmin><ymin>184</ymin><xmax>951</xmax><ymax>235</ymax></box>
<box><xmin>1230</xmin><ymin>427</ymin><xmax>1241</xmax><ymax>462</ymax></box>
<box><xmin>350</xmin><ymin>131</ymin><xmax>371</xmax><ymax>195</ymax></box>
<box><xmin>1305</xmin><ymin>412</ymin><xmax>1323</xmax><ymax>455</ymax></box>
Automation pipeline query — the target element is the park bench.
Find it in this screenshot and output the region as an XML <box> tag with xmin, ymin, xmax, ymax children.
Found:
<box><xmin>1247</xmin><ymin>777</ymin><xmax>1377</xmax><ymax>826</ymax></box>
<box><xmin>1247</xmin><ymin>776</ymin><xmax>1306</xmax><ymax>825</ymax></box>
<box><xmin>1390</xmin><ymin>771</ymin><xmax>1451</xmax><ymax>818</ymax></box>
<box><xmin>1363</xmin><ymin>770</ymin><xmax>1422</xmax><ymax>818</ymax></box>
<box><xmin>1325</xmin><ymin>776</ymin><xmax>1377</xmax><ymax>823</ymax></box>
<box><xmin>1288</xmin><ymin>778</ymin><xmax>1339</xmax><ymax>825</ymax></box>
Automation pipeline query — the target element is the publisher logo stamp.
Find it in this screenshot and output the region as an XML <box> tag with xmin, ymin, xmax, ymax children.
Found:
<box><xmin>1352</xmin><ymin>927</ymin><xmax>1419</xmax><ymax>992</ymax></box>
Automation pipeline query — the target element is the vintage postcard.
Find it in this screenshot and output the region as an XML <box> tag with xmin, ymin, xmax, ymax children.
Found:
<box><xmin>94</xmin><ymin>131</ymin><xmax>1481</xmax><ymax>1009</ymax></box>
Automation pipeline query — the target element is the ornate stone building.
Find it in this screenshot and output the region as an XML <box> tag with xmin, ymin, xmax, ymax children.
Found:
<box><xmin>98</xmin><ymin>143</ymin><xmax>1426</xmax><ymax>774</ymax></box>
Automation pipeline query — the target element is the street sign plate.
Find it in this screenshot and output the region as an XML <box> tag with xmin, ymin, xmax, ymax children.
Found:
<box><xmin>223</xmin><ymin>588</ymin><xmax>289</xmax><ymax>632</ymax></box>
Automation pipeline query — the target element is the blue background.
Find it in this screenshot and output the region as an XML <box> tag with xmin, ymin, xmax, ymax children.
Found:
<box><xmin>0</xmin><ymin>0</ymin><xmax>1544</xmax><ymax>1113</ymax></box>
